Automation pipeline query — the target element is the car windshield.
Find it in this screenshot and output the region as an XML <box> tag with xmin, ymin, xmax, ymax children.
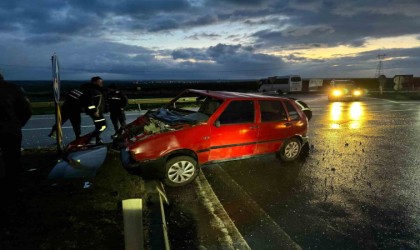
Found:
<box><xmin>152</xmin><ymin>91</ymin><xmax>223</xmax><ymax>124</ymax></box>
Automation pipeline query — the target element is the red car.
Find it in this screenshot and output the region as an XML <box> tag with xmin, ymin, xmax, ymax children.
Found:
<box><xmin>116</xmin><ymin>89</ymin><xmax>311</xmax><ymax>187</ymax></box>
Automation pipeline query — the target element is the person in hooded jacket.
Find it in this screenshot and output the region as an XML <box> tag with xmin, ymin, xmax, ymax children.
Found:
<box><xmin>0</xmin><ymin>73</ymin><xmax>32</xmax><ymax>195</ymax></box>
<box><xmin>107</xmin><ymin>83</ymin><xmax>128</xmax><ymax>137</ymax></box>
<box><xmin>80</xmin><ymin>76</ymin><xmax>107</xmax><ymax>144</ymax></box>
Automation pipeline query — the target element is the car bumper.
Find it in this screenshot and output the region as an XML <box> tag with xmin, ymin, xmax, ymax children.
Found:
<box><xmin>120</xmin><ymin>149</ymin><xmax>165</xmax><ymax>177</ymax></box>
<box><xmin>329</xmin><ymin>94</ymin><xmax>361</xmax><ymax>99</ymax></box>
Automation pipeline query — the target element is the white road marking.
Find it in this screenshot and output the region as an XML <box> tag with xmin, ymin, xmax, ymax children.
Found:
<box><xmin>195</xmin><ymin>172</ymin><xmax>251</xmax><ymax>250</ymax></box>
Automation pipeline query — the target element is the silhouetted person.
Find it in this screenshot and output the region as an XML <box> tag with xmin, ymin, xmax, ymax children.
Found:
<box><xmin>48</xmin><ymin>89</ymin><xmax>83</xmax><ymax>139</ymax></box>
<box><xmin>0</xmin><ymin>73</ymin><xmax>32</xmax><ymax>197</ymax></box>
<box><xmin>81</xmin><ymin>76</ymin><xmax>107</xmax><ymax>144</ymax></box>
<box><xmin>107</xmin><ymin>83</ymin><xmax>128</xmax><ymax>137</ymax></box>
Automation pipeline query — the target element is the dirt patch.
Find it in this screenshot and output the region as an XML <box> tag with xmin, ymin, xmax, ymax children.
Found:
<box><xmin>0</xmin><ymin>148</ymin><xmax>145</xmax><ymax>250</ymax></box>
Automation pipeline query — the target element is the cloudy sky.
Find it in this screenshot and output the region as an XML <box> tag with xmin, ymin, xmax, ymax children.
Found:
<box><xmin>1</xmin><ymin>0</ymin><xmax>420</xmax><ymax>80</ymax></box>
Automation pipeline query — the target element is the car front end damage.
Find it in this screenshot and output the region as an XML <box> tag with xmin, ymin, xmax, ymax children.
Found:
<box><xmin>114</xmin><ymin>108</ymin><xmax>204</xmax><ymax>175</ymax></box>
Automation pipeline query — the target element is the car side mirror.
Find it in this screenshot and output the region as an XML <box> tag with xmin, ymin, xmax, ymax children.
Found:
<box><xmin>302</xmin><ymin>109</ymin><xmax>312</xmax><ymax>121</ymax></box>
<box><xmin>214</xmin><ymin>120</ymin><xmax>221</xmax><ymax>128</ymax></box>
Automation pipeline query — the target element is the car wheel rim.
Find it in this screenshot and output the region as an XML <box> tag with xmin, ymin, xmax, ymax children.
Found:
<box><xmin>285</xmin><ymin>141</ymin><xmax>300</xmax><ymax>159</ymax></box>
<box><xmin>168</xmin><ymin>160</ymin><xmax>196</xmax><ymax>183</ymax></box>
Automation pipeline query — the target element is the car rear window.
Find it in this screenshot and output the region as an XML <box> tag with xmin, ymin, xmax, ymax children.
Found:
<box><xmin>259</xmin><ymin>100</ymin><xmax>288</xmax><ymax>122</ymax></box>
<box><xmin>284</xmin><ymin>101</ymin><xmax>300</xmax><ymax>121</ymax></box>
<box><xmin>218</xmin><ymin>100</ymin><xmax>254</xmax><ymax>125</ymax></box>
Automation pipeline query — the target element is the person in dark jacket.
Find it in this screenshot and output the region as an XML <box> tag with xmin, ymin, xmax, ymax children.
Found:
<box><xmin>0</xmin><ymin>73</ymin><xmax>32</xmax><ymax>195</ymax></box>
<box><xmin>80</xmin><ymin>76</ymin><xmax>107</xmax><ymax>144</ymax></box>
<box><xmin>48</xmin><ymin>89</ymin><xmax>83</xmax><ymax>139</ymax></box>
<box><xmin>107</xmin><ymin>83</ymin><xmax>128</xmax><ymax>137</ymax></box>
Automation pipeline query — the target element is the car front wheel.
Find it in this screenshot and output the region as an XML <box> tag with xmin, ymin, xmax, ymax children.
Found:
<box><xmin>277</xmin><ymin>138</ymin><xmax>302</xmax><ymax>162</ymax></box>
<box><xmin>164</xmin><ymin>156</ymin><xmax>199</xmax><ymax>187</ymax></box>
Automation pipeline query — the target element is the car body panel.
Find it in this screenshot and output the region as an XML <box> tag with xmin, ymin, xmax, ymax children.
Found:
<box><xmin>115</xmin><ymin>89</ymin><xmax>311</xmax><ymax>180</ymax></box>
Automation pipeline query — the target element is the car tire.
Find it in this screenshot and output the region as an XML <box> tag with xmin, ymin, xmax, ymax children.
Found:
<box><xmin>164</xmin><ymin>156</ymin><xmax>199</xmax><ymax>187</ymax></box>
<box><xmin>277</xmin><ymin>138</ymin><xmax>302</xmax><ymax>162</ymax></box>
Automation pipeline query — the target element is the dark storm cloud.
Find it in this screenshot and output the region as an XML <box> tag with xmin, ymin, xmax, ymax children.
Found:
<box><xmin>24</xmin><ymin>34</ymin><xmax>69</xmax><ymax>45</ymax></box>
<box><xmin>292</xmin><ymin>46</ymin><xmax>420</xmax><ymax>78</ymax></box>
<box><xmin>147</xmin><ymin>18</ymin><xmax>180</xmax><ymax>32</ymax></box>
<box><xmin>172</xmin><ymin>48</ymin><xmax>209</xmax><ymax>60</ymax></box>
<box><xmin>170</xmin><ymin>44</ymin><xmax>285</xmax><ymax>79</ymax></box>
<box><xmin>1</xmin><ymin>0</ymin><xmax>420</xmax><ymax>79</ymax></box>
<box><xmin>185</xmin><ymin>14</ymin><xmax>219</xmax><ymax>27</ymax></box>
<box><xmin>185</xmin><ymin>32</ymin><xmax>221</xmax><ymax>40</ymax></box>
<box><xmin>252</xmin><ymin>0</ymin><xmax>420</xmax><ymax>49</ymax></box>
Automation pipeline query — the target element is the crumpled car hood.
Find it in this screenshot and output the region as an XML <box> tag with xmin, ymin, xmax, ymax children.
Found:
<box><xmin>149</xmin><ymin>108</ymin><xmax>199</xmax><ymax>125</ymax></box>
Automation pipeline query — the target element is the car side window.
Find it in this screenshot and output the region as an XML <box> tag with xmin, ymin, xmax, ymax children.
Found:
<box><xmin>284</xmin><ymin>101</ymin><xmax>300</xmax><ymax>121</ymax></box>
<box><xmin>218</xmin><ymin>100</ymin><xmax>254</xmax><ymax>125</ymax></box>
<box><xmin>259</xmin><ymin>100</ymin><xmax>288</xmax><ymax>122</ymax></box>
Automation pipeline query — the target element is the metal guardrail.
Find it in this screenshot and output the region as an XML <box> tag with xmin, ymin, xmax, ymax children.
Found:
<box><xmin>156</xmin><ymin>182</ymin><xmax>170</xmax><ymax>250</ymax></box>
<box><xmin>144</xmin><ymin>181</ymin><xmax>171</xmax><ymax>250</ymax></box>
<box><xmin>30</xmin><ymin>97</ymin><xmax>197</xmax><ymax>108</ymax></box>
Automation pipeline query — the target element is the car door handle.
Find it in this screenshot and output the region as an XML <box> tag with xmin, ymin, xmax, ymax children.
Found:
<box><xmin>249</xmin><ymin>125</ymin><xmax>259</xmax><ymax>129</ymax></box>
<box><xmin>285</xmin><ymin>123</ymin><xmax>292</xmax><ymax>127</ymax></box>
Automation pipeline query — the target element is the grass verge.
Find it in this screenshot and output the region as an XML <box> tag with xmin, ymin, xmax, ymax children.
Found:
<box><xmin>0</xmin><ymin>148</ymin><xmax>145</xmax><ymax>250</ymax></box>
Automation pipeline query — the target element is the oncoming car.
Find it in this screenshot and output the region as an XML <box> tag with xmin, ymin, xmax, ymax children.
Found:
<box><xmin>328</xmin><ymin>80</ymin><xmax>362</xmax><ymax>101</ymax></box>
<box><xmin>114</xmin><ymin>89</ymin><xmax>312</xmax><ymax>187</ymax></box>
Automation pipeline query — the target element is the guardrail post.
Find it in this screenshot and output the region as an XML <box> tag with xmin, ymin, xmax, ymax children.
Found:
<box><xmin>122</xmin><ymin>199</ymin><xmax>144</xmax><ymax>250</ymax></box>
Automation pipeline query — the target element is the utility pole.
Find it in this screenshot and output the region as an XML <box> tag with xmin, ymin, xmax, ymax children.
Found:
<box><xmin>375</xmin><ymin>54</ymin><xmax>386</xmax><ymax>78</ymax></box>
<box><xmin>376</xmin><ymin>54</ymin><xmax>386</xmax><ymax>95</ymax></box>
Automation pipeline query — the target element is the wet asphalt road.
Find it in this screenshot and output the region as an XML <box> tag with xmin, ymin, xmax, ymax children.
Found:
<box><xmin>23</xmin><ymin>95</ymin><xmax>420</xmax><ymax>249</ymax></box>
<box><xmin>21</xmin><ymin>111</ymin><xmax>145</xmax><ymax>148</ymax></box>
<box><xmin>201</xmin><ymin>95</ymin><xmax>420</xmax><ymax>249</ymax></box>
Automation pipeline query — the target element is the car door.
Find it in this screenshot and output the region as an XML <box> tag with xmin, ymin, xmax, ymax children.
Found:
<box><xmin>255</xmin><ymin>100</ymin><xmax>292</xmax><ymax>154</ymax></box>
<box><xmin>209</xmin><ymin>100</ymin><xmax>258</xmax><ymax>161</ymax></box>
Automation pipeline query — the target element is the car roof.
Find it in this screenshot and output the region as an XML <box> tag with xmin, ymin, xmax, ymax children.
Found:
<box><xmin>188</xmin><ymin>89</ymin><xmax>291</xmax><ymax>101</ymax></box>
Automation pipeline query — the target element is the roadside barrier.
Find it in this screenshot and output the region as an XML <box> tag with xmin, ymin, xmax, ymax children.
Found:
<box><xmin>145</xmin><ymin>181</ymin><xmax>171</xmax><ymax>250</ymax></box>
<box><xmin>122</xmin><ymin>182</ymin><xmax>170</xmax><ymax>250</ymax></box>
<box><xmin>31</xmin><ymin>97</ymin><xmax>197</xmax><ymax>108</ymax></box>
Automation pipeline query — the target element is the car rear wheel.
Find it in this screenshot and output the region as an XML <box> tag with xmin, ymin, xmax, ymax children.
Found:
<box><xmin>164</xmin><ymin>156</ymin><xmax>199</xmax><ymax>187</ymax></box>
<box><xmin>277</xmin><ymin>138</ymin><xmax>302</xmax><ymax>162</ymax></box>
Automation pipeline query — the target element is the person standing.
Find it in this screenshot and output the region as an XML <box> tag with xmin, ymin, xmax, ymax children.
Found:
<box><xmin>48</xmin><ymin>88</ymin><xmax>83</xmax><ymax>139</ymax></box>
<box><xmin>81</xmin><ymin>76</ymin><xmax>107</xmax><ymax>144</ymax></box>
<box><xmin>0</xmin><ymin>73</ymin><xmax>32</xmax><ymax>195</ymax></box>
<box><xmin>107</xmin><ymin>83</ymin><xmax>128</xmax><ymax>137</ymax></box>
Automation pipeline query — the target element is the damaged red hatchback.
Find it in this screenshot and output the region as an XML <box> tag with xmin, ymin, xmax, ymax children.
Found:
<box><xmin>115</xmin><ymin>89</ymin><xmax>311</xmax><ymax>187</ymax></box>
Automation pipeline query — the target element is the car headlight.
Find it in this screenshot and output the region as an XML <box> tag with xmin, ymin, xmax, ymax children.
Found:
<box><xmin>333</xmin><ymin>90</ymin><xmax>342</xmax><ymax>96</ymax></box>
<box><xmin>353</xmin><ymin>90</ymin><xmax>361</xmax><ymax>96</ymax></box>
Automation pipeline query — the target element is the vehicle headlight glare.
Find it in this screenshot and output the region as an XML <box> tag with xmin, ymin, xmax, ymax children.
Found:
<box><xmin>333</xmin><ymin>90</ymin><xmax>342</xmax><ymax>96</ymax></box>
<box><xmin>353</xmin><ymin>90</ymin><xmax>361</xmax><ymax>96</ymax></box>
